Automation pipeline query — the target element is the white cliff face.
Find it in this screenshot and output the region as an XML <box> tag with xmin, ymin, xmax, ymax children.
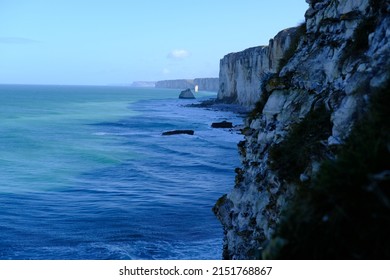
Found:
<box><xmin>193</xmin><ymin>78</ymin><xmax>219</xmax><ymax>92</ymax></box>
<box><xmin>155</xmin><ymin>78</ymin><xmax>219</xmax><ymax>92</ymax></box>
<box><xmin>214</xmin><ymin>0</ymin><xmax>390</xmax><ymax>259</ymax></box>
<box><xmin>217</xmin><ymin>28</ymin><xmax>299</xmax><ymax>107</ymax></box>
<box><xmin>218</xmin><ymin>46</ymin><xmax>269</xmax><ymax>106</ymax></box>
<box><xmin>155</xmin><ymin>79</ymin><xmax>194</xmax><ymax>89</ymax></box>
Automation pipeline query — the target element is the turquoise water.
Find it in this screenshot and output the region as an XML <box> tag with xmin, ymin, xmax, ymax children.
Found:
<box><xmin>0</xmin><ymin>85</ymin><xmax>242</xmax><ymax>259</ymax></box>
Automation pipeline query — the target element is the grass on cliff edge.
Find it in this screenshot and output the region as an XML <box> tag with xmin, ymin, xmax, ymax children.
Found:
<box><xmin>265</xmin><ymin>81</ymin><xmax>390</xmax><ymax>259</ymax></box>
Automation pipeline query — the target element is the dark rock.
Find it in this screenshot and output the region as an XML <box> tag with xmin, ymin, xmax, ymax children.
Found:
<box><xmin>211</xmin><ymin>121</ymin><xmax>233</xmax><ymax>128</ymax></box>
<box><xmin>179</xmin><ymin>88</ymin><xmax>195</xmax><ymax>99</ymax></box>
<box><xmin>162</xmin><ymin>130</ymin><xmax>194</xmax><ymax>136</ymax></box>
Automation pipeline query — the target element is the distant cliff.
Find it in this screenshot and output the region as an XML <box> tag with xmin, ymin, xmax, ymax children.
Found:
<box><xmin>155</xmin><ymin>78</ymin><xmax>219</xmax><ymax>92</ymax></box>
<box><xmin>194</xmin><ymin>78</ymin><xmax>219</xmax><ymax>92</ymax></box>
<box><xmin>217</xmin><ymin>28</ymin><xmax>298</xmax><ymax>106</ymax></box>
<box><xmin>130</xmin><ymin>81</ymin><xmax>156</xmax><ymax>87</ymax></box>
<box><xmin>214</xmin><ymin>0</ymin><xmax>390</xmax><ymax>259</ymax></box>
<box><xmin>155</xmin><ymin>79</ymin><xmax>194</xmax><ymax>90</ymax></box>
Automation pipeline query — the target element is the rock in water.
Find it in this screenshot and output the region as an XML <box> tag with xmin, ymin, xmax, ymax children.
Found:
<box><xmin>179</xmin><ymin>88</ymin><xmax>195</xmax><ymax>99</ymax></box>
<box><xmin>162</xmin><ymin>130</ymin><xmax>194</xmax><ymax>136</ymax></box>
<box><xmin>211</xmin><ymin>121</ymin><xmax>233</xmax><ymax>128</ymax></box>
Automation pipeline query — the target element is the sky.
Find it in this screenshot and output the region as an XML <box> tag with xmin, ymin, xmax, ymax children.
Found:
<box><xmin>0</xmin><ymin>0</ymin><xmax>309</xmax><ymax>85</ymax></box>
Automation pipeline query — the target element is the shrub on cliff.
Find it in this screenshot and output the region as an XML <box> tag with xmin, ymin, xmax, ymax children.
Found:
<box><xmin>268</xmin><ymin>103</ymin><xmax>332</xmax><ymax>182</ymax></box>
<box><xmin>266</xmin><ymin>79</ymin><xmax>390</xmax><ymax>259</ymax></box>
<box><xmin>247</xmin><ymin>91</ymin><xmax>271</xmax><ymax>122</ymax></box>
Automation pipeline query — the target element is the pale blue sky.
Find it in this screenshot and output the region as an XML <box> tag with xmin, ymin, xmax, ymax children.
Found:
<box><xmin>0</xmin><ymin>0</ymin><xmax>308</xmax><ymax>85</ymax></box>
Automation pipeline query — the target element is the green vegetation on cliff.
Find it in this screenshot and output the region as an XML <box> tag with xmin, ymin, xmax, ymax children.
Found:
<box><xmin>266</xmin><ymin>80</ymin><xmax>390</xmax><ymax>259</ymax></box>
<box><xmin>269</xmin><ymin>103</ymin><xmax>332</xmax><ymax>182</ymax></box>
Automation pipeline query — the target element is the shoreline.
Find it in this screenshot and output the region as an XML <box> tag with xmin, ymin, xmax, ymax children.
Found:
<box><xmin>183</xmin><ymin>97</ymin><xmax>249</xmax><ymax>137</ymax></box>
<box><xmin>186</xmin><ymin>97</ymin><xmax>250</xmax><ymax>116</ymax></box>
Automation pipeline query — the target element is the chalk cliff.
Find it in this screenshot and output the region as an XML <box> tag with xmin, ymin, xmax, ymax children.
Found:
<box><xmin>130</xmin><ymin>81</ymin><xmax>156</xmax><ymax>87</ymax></box>
<box><xmin>155</xmin><ymin>78</ymin><xmax>219</xmax><ymax>92</ymax></box>
<box><xmin>194</xmin><ymin>78</ymin><xmax>219</xmax><ymax>92</ymax></box>
<box><xmin>155</xmin><ymin>79</ymin><xmax>194</xmax><ymax>90</ymax></box>
<box><xmin>214</xmin><ymin>0</ymin><xmax>390</xmax><ymax>259</ymax></box>
<box><xmin>217</xmin><ymin>28</ymin><xmax>298</xmax><ymax>106</ymax></box>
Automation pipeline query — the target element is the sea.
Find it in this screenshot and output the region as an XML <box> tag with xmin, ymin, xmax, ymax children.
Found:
<box><xmin>0</xmin><ymin>84</ymin><xmax>243</xmax><ymax>260</ymax></box>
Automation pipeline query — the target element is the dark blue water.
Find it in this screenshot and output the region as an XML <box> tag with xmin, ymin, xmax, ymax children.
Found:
<box><xmin>0</xmin><ymin>85</ymin><xmax>242</xmax><ymax>259</ymax></box>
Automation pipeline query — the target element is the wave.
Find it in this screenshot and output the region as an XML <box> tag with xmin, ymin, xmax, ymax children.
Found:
<box><xmin>0</xmin><ymin>86</ymin><xmax>240</xmax><ymax>259</ymax></box>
